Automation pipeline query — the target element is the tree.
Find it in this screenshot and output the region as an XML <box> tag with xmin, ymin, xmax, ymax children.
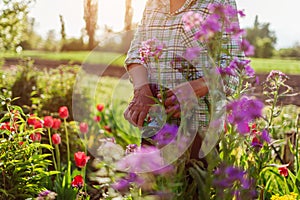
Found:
<box><xmin>0</xmin><ymin>0</ymin><xmax>34</xmax><ymax>51</ymax></box>
<box><xmin>245</xmin><ymin>16</ymin><xmax>277</xmax><ymax>58</ymax></box>
<box><xmin>59</xmin><ymin>14</ymin><xmax>66</xmax><ymax>51</ymax></box>
<box><xmin>84</xmin><ymin>0</ymin><xmax>98</xmax><ymax>50</ymax></box>
<box><xmin>124</xmin><ymin>0</ymin><xmax>133</xmax><ymax>31</ymax></box>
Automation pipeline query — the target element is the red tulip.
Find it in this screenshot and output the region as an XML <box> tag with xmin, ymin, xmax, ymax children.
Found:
<box><xmin>27</xmin><ymin>114</ymin><xmax>37</xmax><ymax>125</ymax></box>
<box><xmin>58</xmin><ymin>106</ymin><xmax>69</xmax><ymax>119</ymax></box>
<box><xmin>52</xmin><ymin>118</ymin><xmax>61</xmax><ymax>130</ymax></box>
<box><xmin>71</xmin><ymin>175</ymin><xmax>84</xmax><ymax>188</ymax></box>
<box><xmin>44</xmin><ymin>116</ymin><xmax>54</xmax><ymax>128</ymax></box>
<box><xmin>96</xmin><ymin>104</ymin><xmax>104</xmax><ymax>112</ymax></box>
<box><xmin>52</xmin><ymin>134</ymin><xmax>61</xmax><ymax>145</ymax></box>
<box><xmin>93</xmin><ymin>116</ymin><xmax>101</xmax><ymax>122</ymax></box>
<box><xmin>79</xmin><ymin>122</ymin><xmax>88</xmax><ymax>134</ymax></box>
<box><xmin>278</xmin><ymin>166</ymin><xmax>288</xmax><ymax>177</ymax></box>
<box><xmin>74</xmin><ymin>151</ymin><xmax>90</xmax><ymax>168</ymax></box>
<box><xmin>104</xmin><ymin>125</ymin><xmax>112</xmax><ymax>133</ymax></box>
<box><xmin>34</xmin><ymin>120</ymin><xmax>43</xmax><ymax>129</ymax></box>
<box><xmin>30</xmin><ymin>133</ymin><xmax>42</xmax><ymax>142</ymax></box>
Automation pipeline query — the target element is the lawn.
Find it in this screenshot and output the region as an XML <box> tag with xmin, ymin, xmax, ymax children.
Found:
<box><xmin>2</xmin><ymin>50</ymin><xmax>300</xmax><ymax>74</ymax></box>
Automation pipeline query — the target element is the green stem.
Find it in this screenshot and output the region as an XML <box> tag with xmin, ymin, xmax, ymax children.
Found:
<box><xmin>64</xmin><ymin>118</ymin><xmax>71</xmax><ymax>184</ymax></box>
<box><xmin>55</xmin><ymin>144</ymin><xmax>61</xmax><ymax>171</ymax></box>
<box><xmin>48</xmin><ymin>128</ymin><xmax>57</xmax><ymax>171</ymax></box>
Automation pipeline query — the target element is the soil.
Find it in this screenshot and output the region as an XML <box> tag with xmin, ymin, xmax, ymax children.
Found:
<box><xmin>3</xmin><ymin>58</ymin><xmax>300</xmax><ymax>106</ymax></box>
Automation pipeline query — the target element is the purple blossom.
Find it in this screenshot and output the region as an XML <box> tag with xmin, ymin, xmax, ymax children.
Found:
<box><xmin>111</xmin><ymin>178</ymin><xmax>130</xmax><ymax>193</ymax></box>
<box><xmin>116</xmin><ymin>146</ymin><xmax>165</xmax><ymax>173</ymax></box>
<box><xmin>125</xmin><ymin>144</ymin><xmax>138</xmax><ymax>155</ymax></box>
<box><xmin>244</xmin><ymin>65</ymin><xmax>255</xmax><ymax>77</ymax></box>
<box><xmin>184</xmin><ymin>47</ymin><xmax>202</xmax><ymax>61</ymax></box>
<box><xmin>152</xmin><ymin>124</ymin><xmax>179</xmax><ymax>147</ymax></box>
<box><xmin>182</xmin><ymin>11</ymin><xmax>203</xmax><ymax>31</ymax></box>
<box><xmin>194</xmin><ymin>14</ymin><xmax>221</xmax><ymax>41</ymax></box>
<box><xmin>213</xmin><ymin>165</ymin><xmax>256</xmax><ymax>199</ymax></box>
<box><xmin>266</xmin><ymin>70</ymin><xmax>289</xmax><ymax>82</ymax></box>
<box><xmin>225</xmin><ymin>23</ymin><xmax>245</xmax><ymax>38</ymax></box>
<box><xmin>227</xmin><ymin>96</ymin><xmax>264</xmax><ymax>134</ymax></box>
<box><xmin>261</xmin><ymin>129</ymin><xmax>271</xmax><ymax>144</ymax></box>
<box><xmin>240</xmin><ymin>39</ymin><xmax>255</xmax><ymax>56</ymax></box>
<box><xmin>139</xmin><ymin>38</ymin><xmax>165</xmax><ymax>62</ymax></box>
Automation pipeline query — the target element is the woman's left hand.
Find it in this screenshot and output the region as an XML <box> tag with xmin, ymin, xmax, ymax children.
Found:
<box><xmin>157</xmin><ymin>78</ymin><xmax>208</xmax><ymax>118</ymax></box>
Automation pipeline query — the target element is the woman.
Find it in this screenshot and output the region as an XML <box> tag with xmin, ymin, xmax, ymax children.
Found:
<box><xmin>123</xmin><ymin>0</ymin><xmax>244</xmax><ymax>159</ymax></box>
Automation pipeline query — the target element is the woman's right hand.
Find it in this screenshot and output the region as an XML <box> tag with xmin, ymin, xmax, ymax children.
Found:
<box><xmin>124</xmin><ymin>84</ymin><xmax>155</xmax><ymax>128</ymax></box>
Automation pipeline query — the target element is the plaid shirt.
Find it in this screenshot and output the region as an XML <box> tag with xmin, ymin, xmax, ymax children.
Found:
<box><xmin>125</xmin><ymin>0</ymin><xmax>244</xmax><ymax>128</ymax></box>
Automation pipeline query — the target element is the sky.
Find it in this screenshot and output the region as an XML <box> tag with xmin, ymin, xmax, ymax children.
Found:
<box><xmin>28</xmin><ymin>0</ymin><xmax>300</xmax><ymax>49</ymax></box>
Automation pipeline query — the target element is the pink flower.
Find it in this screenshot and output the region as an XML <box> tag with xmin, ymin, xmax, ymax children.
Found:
<box><xmin>30</xmin><ymin>133</ymin><xmax>42</xmax><ymax>142</ymax></box>
<box><xmin>52</xmin><ymin>118</ymin><xmax>61</xmax><ymax>130</ymax></box>
<box><xmin>74</xmin><ymin>151</ymin><xmax>90</xmax><ymax>168</ymax></box>
<box><xmin>52</xmin><ymin>134</ymin><xmax>61</xmax><ymax>145</ymax></box>
<box><xmin>43</xmin><ymin>116</ymin><xmax>54</xmax><ymax>128</ymax></box>
<box><xmin>58</xmin><ymin>106</ymin><xmax>69</xmax><ymax>119</ymax></box>
<box><xmin>240</xmin><ymin>39</ymin><xmax>255</xmax><ymax>56</ymax></box>
<box><xmin>182</xmin><ymin>11</ymin><xmax>203</xmax><ymax>31</ymax></box>
<box><xmin>96</xmin><ymin>104</ymin><xmax>105</xmax><ymax>112</ymax></box>
<box><xmin>79</xmin><ymin>122</ymin><xmax>88</xmax><ymax>134</ymax></box>
<box><xmin>71</xmin><ymin>175</ymin><xmax>84</xmax><ymax>188</ymax></box>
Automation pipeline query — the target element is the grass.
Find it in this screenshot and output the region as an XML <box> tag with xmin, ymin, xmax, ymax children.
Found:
<box><xmin>250</xmin><ymin>58</ymin><xmax>300</xmax><ymax>74</ymax></box>
<box><xmin>1</xmin><ymin>50</ymin><xmax>126</xmax><ymax>66</ymax></box>
<box><xmin>2</xmin><ymin>50</ymin><xmax>300</xmax><ymax>74</ymax></box>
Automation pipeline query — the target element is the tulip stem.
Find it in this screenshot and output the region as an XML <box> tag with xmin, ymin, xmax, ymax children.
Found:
<box><xmin>55</xmin><ymin>145</ymin><xmax>61</xmax><ymax>171</ymax></box>
<box><xmin>48</xmin><ymin>128</ymin><xmax>57</xmax><ymax>171</ymax></box>
<box><xmin>64</xmin><ymin>119</ymin><xmax>71</xmax><ymax>183</ymax></box>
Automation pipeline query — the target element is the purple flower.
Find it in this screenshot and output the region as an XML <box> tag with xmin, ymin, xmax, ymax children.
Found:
<box><xmin>194</xmin><ymin>14</ymin><xmax>221</xmax><ymax>41</ymax></box>
<box><xmin>125</xmin><ymin>144</ymin><xmax>138</xmax><ymax>154</ymax></box>
<box><xmin>111</xmin><ymin>178</ymin><xmax>130</xmax><ymax>193</ymax></box>
<box><xmin>139</xmin><ymin>38</ymin><xmax>165</xmax><ymax>62</ymax></box>
<box><xmin>244</xmin><ymin>65</ymin><xmax>255</xmax><ymax>77</ymax></box>
<box><xmin>240</xmin><ymin>39</ymin><xmax>255</xmax><ymax>56</ymax></box>
<box><xmin>213</xmin><ymin>165</ymin><xmax>256</xmax><ymax>199</ymax></box>
<box><xmin>184</xmin><ymin>47</ymin><xmax>202</xmax><ymax>61</ymax></box>
<box><xmin>266</xmin><ymin>70</ymin><xmax>289</xmax><ymax>82</ymax></box>
<box><xmin>182</xmin><ymin>11</ymin><xmax>203</xmax><ymax>31</ymax></box>
<box><xmin>227</xmin><ymin>96</ymin><xmax>264</xmax><ymax>134</ymax></box>
<box><xmin>225</xmin><ymin>23</ymin><xmax>245</xmax><ymax>38</ymax></box>
<box><xmin>152</xmin><ymin>124</ymin><xmax>179</xmax><ymax>147</ymax></box>
<box><xmin>116</xmin><ymin>146</ymin><xmax>165</xmax><ymax>173</ymax></box>
<box><xmin>261</xmin><ymin>129</ymin><xmax>271</xmax><ymax>144</ymax></box>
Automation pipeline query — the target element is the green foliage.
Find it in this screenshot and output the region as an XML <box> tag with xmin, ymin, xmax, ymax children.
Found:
<box><xmin>278</xmin><ymin>43</ymin><xmax>300</xmax><ymax>59</ymax></box>
<box><xmin>0</xmin><ymin>102</ymin><xmax>53</xmax><ymax>199</ymax></box>
<box><xmin>246</xmin><ymin>16</ymin><xmax>277</xmax><ymax>58</ymax></box>
<box><xmin>0</xmin><ymin>0</ymin><xmax>34</xmax><ymax>51</ymax></box>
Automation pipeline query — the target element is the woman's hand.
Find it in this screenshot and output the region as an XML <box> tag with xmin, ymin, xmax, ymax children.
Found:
<box><xmin>158</xmin><ymin>78</ymin><xmax>208</xmax><ymax>118</ymax></box>
<box><xmin>124</xmin><ymin>84</ymin><xmax>155</xmax><ymax>127</ymax></box>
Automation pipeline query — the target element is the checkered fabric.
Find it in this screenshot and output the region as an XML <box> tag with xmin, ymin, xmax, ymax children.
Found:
<box><xmin>125</xmin><ymin>0</ymin><xmax>245</xmax><ymax>128</ymax></box>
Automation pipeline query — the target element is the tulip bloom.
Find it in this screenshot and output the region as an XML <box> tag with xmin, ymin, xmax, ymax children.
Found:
<box><xmin>44</xmin><ymin>116</ymin><xmax>54</xmax><ymax>128</ymax></box>
<box><xmin>71</xmin><ymin>175</ymin><xmax>84</xmax><ymax>188</ymax></box>
<box><xmin>52</xmin><ymin>134</ymin><xmax>61</xmax><ymax>145</ymax></box>
<box><xmin>52</xmin><ymin>118</ymin><xmax>61</xmax><ymax>130</ymax></box>
<box><xmin>74</xmin><ymin>151</ymin><xmax>90</xmax><ymax>168</ymax></box>
<box><xmin>30</xmin><ymin>133</ymin><xmax>42</xmax><ymax>142</ymax></box>
<box><xmin>58</xmin><ymin>106</ymin><xmax>69</xmax><ymax>119</ymax></box>
<box><xmin>96</xmin><ymin>104</ymin><xmax>105</xmax><ymax>112</ymax></box>
<box><xmin>79</xmin><ymin>122</ymin><xmax>88</xmax><ymax>134</ymax></box>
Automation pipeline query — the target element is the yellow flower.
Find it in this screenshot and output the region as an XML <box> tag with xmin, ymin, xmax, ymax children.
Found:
<box><xmin>270</xmin><ymin>192</ymin><xmax>298</xmax><ymax>200</ymax></box>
